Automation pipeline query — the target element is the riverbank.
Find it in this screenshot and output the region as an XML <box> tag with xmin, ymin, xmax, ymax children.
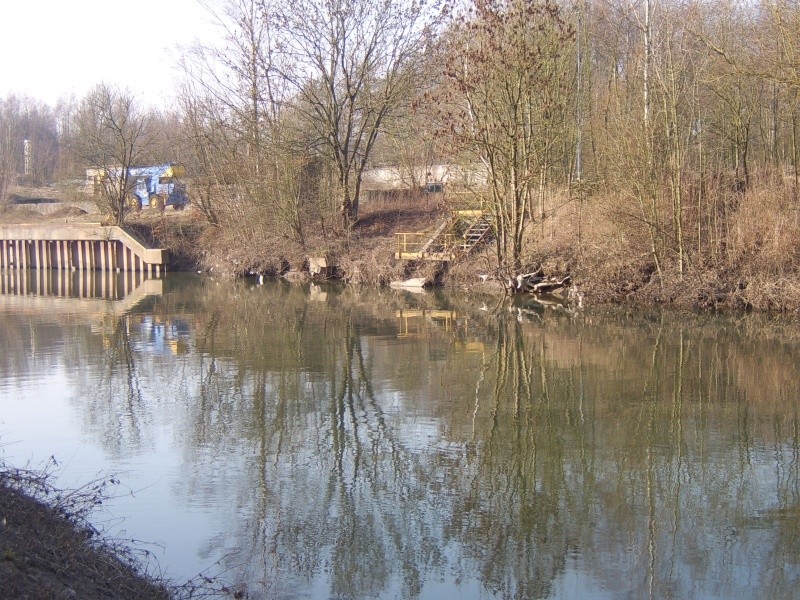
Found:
<box><xmin>5</xmin><ymin>182</ymin><xmax>800</xmax><ymax>313</ymax></box>
<box><xmin>150</xmin><ymin>199</ymin><xmax>800</xmax><ymax>314</ymax></box>
<box><xmin>0</xmin><ymin>463</ymin><xmax>171</xmax><ymax>599</ymax></box>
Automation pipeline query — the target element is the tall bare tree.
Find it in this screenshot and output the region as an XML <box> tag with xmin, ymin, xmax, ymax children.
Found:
<box><xmin>0</xmin><ymin>99</ymin><xmax>20</xmax><ymax>205</ymax></box>
<box><xmin>268</xmin><ymin>0</ymin><xmax>437</xmax><ymax>230</ymax></box>
<box><xmin>0</xmin><ymin>95</ymin><xmax>59</xmax><ymax>203</ymax></box>
<box><xmin>441</xmin><ymin>0</ymin><xmax>575</xmax><ymax>270</ymax></box>
<box><xmin>179</xmin><ymin>0</ymin><xmax>316</xmax><ymax>248</ymax></box>
<box><xmin>69</xmin><ymin>84</ymin><xmax>151</xmax><ymax>226</ymax></box>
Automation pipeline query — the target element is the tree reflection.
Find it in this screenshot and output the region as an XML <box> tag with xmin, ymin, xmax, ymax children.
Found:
<box><xmin>169</xmin><ymin>290</ymin><xmax>800</xmax><ymax>599</ymax></box>
<box><xmin>66</xmin><ymin>313</ymin><xmax>154</xmax><ymax>456</ymax></box>
<box><xmin>6</xmin><ymin>278</ymin><xmax>800</xmax><ymax>598</ymax></box>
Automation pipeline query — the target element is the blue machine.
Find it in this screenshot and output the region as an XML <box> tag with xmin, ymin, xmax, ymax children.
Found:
<box><xmin>127</xmin><ymin>164</ymin><xmax>189</xmax><ymax>211</ymax></box>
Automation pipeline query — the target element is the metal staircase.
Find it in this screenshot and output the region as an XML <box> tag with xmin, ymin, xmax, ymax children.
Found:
<box><xmin>459</xmin><ymin>213</ymin><xmax>494</xmax><ymax>253</ymax></box>
<box><xmin>395</xmin><ymin>210</ymin><xmax>494</xmax><ymax>261</ymax></box>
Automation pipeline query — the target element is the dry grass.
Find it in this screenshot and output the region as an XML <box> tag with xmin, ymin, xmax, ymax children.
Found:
<box><xmin>9</xmin><ymin>175</ymin><xmax>800</xmax><ymax>312</ymax></box>
<box><xmin>0</xmin><ymin>458</ymin><xmax>238</xmax><ymax>599</ymax></box>
<box><xmin>534</xmin><ymin>173</ymin><xmax>800</xmax><ymax>311</ymax></box>
<box><xmin>0</xmin><ymin>460</ymin><xmax>171</xmax><ymax>600</ymax></box>
<box><xmin>187</xmin><ymin>176</ymin><xmax>800</xmax><ymax>312</ymax></box>
<box><xmin>190</xmin><ymin>192</ymin><xmax>445</xmax><ymax>284</ymax></box>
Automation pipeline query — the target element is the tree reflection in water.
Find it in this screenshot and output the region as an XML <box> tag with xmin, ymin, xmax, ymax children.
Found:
<box><xmin>2</xmin><ymin>277</ymin><xmax>799</xmax><ymax>599</ymax></box>
<box><xmin>172</xmin><ymin>284</ymin><xmax>800</xmax><ymax>599</ymax></box>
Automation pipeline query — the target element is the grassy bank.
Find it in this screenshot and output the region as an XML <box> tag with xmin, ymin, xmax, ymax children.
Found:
<box><xmin>173</xmin><ymin>181</ymin><xmax>800</xmax><ymax>313</ymax></box>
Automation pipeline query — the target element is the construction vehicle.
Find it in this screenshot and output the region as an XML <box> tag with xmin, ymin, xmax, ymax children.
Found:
<box><xmin>126</xmin><ymin>164</ymin><xmax>189</xmax><ymax>211</ymax></box>
<box><xmin>86</xmin><ymin>163</ymin><xmax>190</xmax><ymax>212</ymax></box>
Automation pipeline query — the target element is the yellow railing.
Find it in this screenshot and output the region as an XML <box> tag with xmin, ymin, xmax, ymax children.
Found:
<box><xmin>396</xmin><ymin>207</ymin><xmax>491</xmax><ymax>259</ymax></box>
<box><xmin>395</xmin><ymin>232</ymin><xmax>429</xmax><ymax>255</ymax></box>
<box><xmin>427</xmin><ymin>233</ymin><xmax>457</xmax><ymax>254</ymax></box>
<box><xmin>395</xmin><ymin>232</ymin><xmax>462</xmax><ymax>257</ymax></box>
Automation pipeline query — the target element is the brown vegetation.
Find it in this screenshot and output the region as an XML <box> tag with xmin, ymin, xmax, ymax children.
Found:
<box><xmin>5</xmin><ymin>1</ymin><xmax>800</xmax><ymax>312</ymax></box>
<box><xmin>9</xmin><ymin>176</ymin><xmax>800</xmax><ymax>312</ymax></box>
<box><xmin>0</xmin><ymin>462</ymin><xmax>170</xmax><ymax>600</ymax></box>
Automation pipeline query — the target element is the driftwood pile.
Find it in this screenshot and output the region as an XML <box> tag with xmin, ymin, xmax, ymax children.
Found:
<box><xmin>506</xmin><ymin>266</ymin><xmax>571</xmax><ymax>295</ymax></box>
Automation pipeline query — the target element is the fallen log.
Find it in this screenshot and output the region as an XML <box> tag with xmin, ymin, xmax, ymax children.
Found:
<box><xmin>508</xmin><ymin>271</ymin><xmax>571</xmax><ymax>295</ymax></box>
<box><xmin>528</xmin><ymin>275</ymin><xmax>571</xmax><ymax>294</ymax></box>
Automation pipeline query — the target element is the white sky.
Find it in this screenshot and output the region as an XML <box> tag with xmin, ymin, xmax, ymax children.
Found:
<box><xmin>0</xmin><ymin>0</ymin><xmax>220</xmax><ymax>108</ymax></box>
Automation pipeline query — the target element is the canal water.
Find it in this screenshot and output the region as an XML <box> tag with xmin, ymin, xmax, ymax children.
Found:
<box><xmin>1</xmin><ymin>272</ymin><xmax>799</xmax><ymax>599</ymax></box>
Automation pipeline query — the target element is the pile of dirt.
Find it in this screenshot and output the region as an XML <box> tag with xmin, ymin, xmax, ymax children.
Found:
<box><xmin>0</xmin><ymin>205</ymin><xmax>44</xmax><ymax>224</ymax></box>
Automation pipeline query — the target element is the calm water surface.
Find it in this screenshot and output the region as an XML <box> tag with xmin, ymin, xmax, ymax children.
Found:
<box><xmin>1</xmin><ymin>271</ymin><xmax>799</xmax><ymax>599</ymax></box>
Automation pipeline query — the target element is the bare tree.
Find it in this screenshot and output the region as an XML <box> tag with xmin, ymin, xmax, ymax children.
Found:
<box><xmin>69</xmin><ymin>84</ymin><xmax>151</xmax><ymax>226</ymax></box>
<box><xmin>179</xmin><ymin>0</ymin><xmax>314</xmax><ymax>245</ymax></box>
<box><xmin>268</xmin><ymin>0</ymin><xmax>438</xmax><ymax>230</ymax></box>
<box><xmin>0</xmin><ymin>95</ymin><xmax>59</xmax><ymax>203</ymax></box>
<box><xmin>440</xmin><ymin>0</ymin><xmax>575</xmax><ymax>270</ymax></box>
<box><xmin>0</xmin><ymin>99</ymin><xmax>19</xmax><ymax>205</ymax></box>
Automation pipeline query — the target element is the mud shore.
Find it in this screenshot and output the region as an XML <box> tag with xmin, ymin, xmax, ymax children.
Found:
<box><xmin>0</xmin><ymin>467</ymin><xmax>171</xmax><ymax>600</ymax></box>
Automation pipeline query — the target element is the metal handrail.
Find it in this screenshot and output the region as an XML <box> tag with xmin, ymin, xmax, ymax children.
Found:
<box><xmin>395</xmin><ymin>207</ymin><xmax>492</xmax><ymax>258</ymax></box>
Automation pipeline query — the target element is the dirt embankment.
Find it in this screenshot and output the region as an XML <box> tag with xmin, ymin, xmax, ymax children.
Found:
<box><xmin>6</xmin><ymin>183</ymin><xmax>800</xmax><ymax>313</ymax></box>
<box><xmin>0</xmin><ymin>467</ymin><xmax>170</xmax><ymax>600</ymax></box>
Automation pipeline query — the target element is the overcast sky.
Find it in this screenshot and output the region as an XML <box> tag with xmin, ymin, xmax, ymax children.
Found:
<box><xmin>0</xmin><ymin>0</ymin><xmax>219</xmax><ymax>107</ymax></box>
